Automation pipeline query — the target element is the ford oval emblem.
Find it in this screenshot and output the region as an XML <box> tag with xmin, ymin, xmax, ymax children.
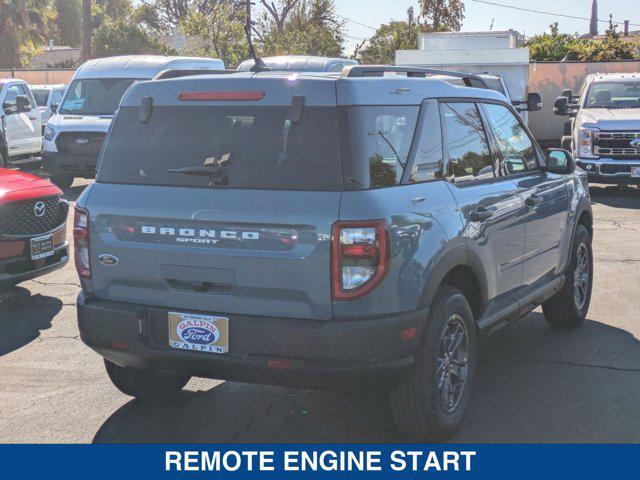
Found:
<box><xmin>179</xmin><ymin>326</ymin><xmax>218</xmax><ymax>345</ymax></box>
<box><xmin>98</xmin><ymin>254</ymin><xmax>119</xmax><ymax>266</ymax></box>
<box><xmin>631</xmin><ymin>138</ymin><xmax>640</xmax><ymax>149</ymax></box>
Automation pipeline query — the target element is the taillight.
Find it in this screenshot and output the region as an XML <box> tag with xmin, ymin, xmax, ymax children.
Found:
<box><xmin>332</xmin><ymin>220</ymin><xmax>389</xmax><ymax>301</ymax></box>
<box><xmin>73</xmin><ymin>207</ymin><xmax>91</xmax><ymax>278</ymax></box>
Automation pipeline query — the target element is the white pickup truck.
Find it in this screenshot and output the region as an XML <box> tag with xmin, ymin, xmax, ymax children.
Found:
<box><xmin>0</xmin><ymin>79</ymin><xmax>42</xmax><ymax>168</ymax></box>
<box><xmin>554</xmin><ymin>72</ymin><xmax>640</xmax><ymax>184</ymax></box>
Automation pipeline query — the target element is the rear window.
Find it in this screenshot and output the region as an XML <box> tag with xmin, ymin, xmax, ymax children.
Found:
<box><xmin>97</xmin><ymin>106</ymin><xmax>342</xmax><ymax>191</ymax></box>
<box><xmin>31</xmin><ymin>89</ymin><xmax>50</xmax><ymax>107</ymax></box>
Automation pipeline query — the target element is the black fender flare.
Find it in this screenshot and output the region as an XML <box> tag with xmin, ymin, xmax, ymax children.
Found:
<box><xmin>0</xmin><ymin>130</ymin><xmax>8</xmax><ymax>166</ymax></box>
<box><xmin>560</xmin><ymin>198</ymin><xmax>593</xmax><ymax>273</ymax></box>
<box><xmin>418</xmin><ymin>246</ymin><xmax>489</xmax><ymax>312</ymax></box>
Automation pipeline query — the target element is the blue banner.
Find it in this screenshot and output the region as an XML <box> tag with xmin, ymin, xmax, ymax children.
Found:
<box><xmin>0</xmin><ymin>444</ymin><xmax>635</xmax><ymax>479</ymax></box>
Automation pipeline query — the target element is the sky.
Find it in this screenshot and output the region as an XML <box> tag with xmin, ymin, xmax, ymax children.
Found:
<box><xmin>333</xmin><ymin>0</ymin><xmax>640</xmax><ymax>53</ymax></box>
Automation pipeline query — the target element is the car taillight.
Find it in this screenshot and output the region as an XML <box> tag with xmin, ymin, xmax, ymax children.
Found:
<box><xmin>331</xmin><ymin>220</ymin><xmax>389</xmax><ymax>301</ymax></box>
<box><xmin>73</xmin><ymin>207</ymin><xmax>91</xmax><ymax>278</ymax></box>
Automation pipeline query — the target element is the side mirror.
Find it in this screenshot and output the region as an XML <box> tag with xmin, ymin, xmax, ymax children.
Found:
<box><xmin>553</xmin><ymin>96</ymin><xmax>570</xmax><ymax>116</ymax></box>
<box><xmin>50</xmin><ymin>103</ymin><xmax>58</xmax><ymax>114</ymax></box>
<box><xmin>525</xmin><ymin>92</ymin><xmax>542</xmax><ymax>112</ymax></box>
<box><xmin>16</xmin><ymin>95</ymin><xmax>31</xmax><ymax>113</ymax></box>
<box><xmin>545</xmin><ymin>148</ymin><xmax>576</xmax><ymax>175</ymax></box>
<box><xmin>561</xmin><ymin>89</ymin><xmax>573</xmax><ymax>101</ymax></box>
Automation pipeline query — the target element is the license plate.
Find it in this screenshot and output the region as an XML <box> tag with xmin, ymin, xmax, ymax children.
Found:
<box><xmin>30</xmin><ymin>235</ymin><xmax>54</xmax><ymax>261</ymax></box>
<box><xmin>632</xmin><ymin>167</ymin><xmax>640</xmax><ymax>178</ymax></box>
<box><xmin>168</xmin><ymin>312</ymin><xmax>229</xmax><ymax>354</ymax></box>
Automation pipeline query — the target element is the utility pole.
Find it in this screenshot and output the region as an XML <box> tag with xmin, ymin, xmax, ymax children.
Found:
<box><xmin>82</xmin><ymin>0</ymin><xmax>92</xmax><ymax>61</ymax></box>
<box><xmin>246</xmin><ymin>0</ymin><xmax>253</xmax><ymax>43</ymax></box>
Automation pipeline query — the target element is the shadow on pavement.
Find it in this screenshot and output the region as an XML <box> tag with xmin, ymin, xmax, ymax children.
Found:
<box><xmin>92</xmin><ymin>312</ymin><xmax>640</xmax><ymax>443</ymax></box>
<box><xmin>62</xmin><ymin>183</ymin><xmax>89</xmax><ymax>203</ymax></box>
<box><xmin>0</xmin><ymin>288</ymin><xmax>63</xmax><ymax>356</ymax></box>
<box><xmin>589</xmin><ymin>183</ymin><xmax>640</xmax><ymax>209</ymax></box>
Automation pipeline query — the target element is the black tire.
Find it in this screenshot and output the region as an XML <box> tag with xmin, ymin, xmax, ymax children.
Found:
<box><xmin>49</xmin><ymin>175</ymin><xmax>74</xmax><ymax>189</ymax></box>
<box><xmin>542</xmin><ymin>224</ymin><xmax>592</xmax><ymax>329</ymax></box>
<box><xmin>0</xmin><ymin>146</ymin><xmax>7</xmax><ymax>168</ymax></box>
<box><xmin>390</xmin><ymin>285</ymin><xmax>477</xmax><ymax>439</ymax></box>
<box><xmin>560</xmin><ymin>135</ymin><xmax>572</xmax><ymax>151</ymax></box>
<box><xmin>104</xmin><ymin>359</ymin><xmax>190</xmax><ymax>400</ymax></box>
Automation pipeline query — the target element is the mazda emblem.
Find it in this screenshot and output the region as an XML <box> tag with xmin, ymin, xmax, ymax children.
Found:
<box><xmin>34</xmin><ymin>202</ymin><xmax>46</xmax><ymax>218</ymax></box>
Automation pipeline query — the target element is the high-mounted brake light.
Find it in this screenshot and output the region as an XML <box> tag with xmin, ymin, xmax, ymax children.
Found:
<box><xmin>177</xmin><ymin>91</ymin><xmax>265</xmax><ymax>101</ymax></box>
<box><xmin>331</xmin><ymin>220</ymin><xmax>389</xmax><ymax>301</ymax></box>
<box><xmin>74</xmin><ymin>207</ymin><xmax>91</xmax><ymax>279</ymax></box>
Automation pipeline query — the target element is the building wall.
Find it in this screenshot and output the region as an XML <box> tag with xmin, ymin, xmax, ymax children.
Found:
<box><xmin>0</xmin><ymin>69</ymin><xmax>75</xmax><ymax>85</ymax></box>
<box><xmin>528</xmin><ymin>61</ymin><xmax>640</xmax><ymax>143</ymax></box>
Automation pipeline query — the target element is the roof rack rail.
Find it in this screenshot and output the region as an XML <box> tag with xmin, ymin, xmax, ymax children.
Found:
<box><xmin>153</xmin><ymin>69</ymin><xmax>237</xmax><ymax>80</ymax></box>
<box><xmin>342</xmin><ymin>65</ymin><xmax>490</xmax><ymax>89</ymax></box>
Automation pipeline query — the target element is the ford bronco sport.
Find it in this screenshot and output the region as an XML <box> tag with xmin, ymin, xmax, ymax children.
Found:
<box><xmin>76</xmin><ymin>65</ymin><xmax>593</xmax><ymax>439</ymax></box>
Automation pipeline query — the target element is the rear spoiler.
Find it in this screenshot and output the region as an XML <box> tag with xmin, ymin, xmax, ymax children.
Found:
<box><xmin>153</xmin><ymin>69</ymin><xmax>238</xmax><ymax>80</ymax></box>
<box><xmin>342</xmin><ymin>65</ymin><xmax>490</xmax><ymax>90</ymax></box>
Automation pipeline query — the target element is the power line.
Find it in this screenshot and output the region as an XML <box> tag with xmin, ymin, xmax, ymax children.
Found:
<box><xmin>334</xmin><ymin>13</ymin><xmax>378</xmax><ymax>31</ymax></box>
<box><xmin>470</xmin><ymin>0</ymin><xmax>640</xmax><ymax>27</ymax></box>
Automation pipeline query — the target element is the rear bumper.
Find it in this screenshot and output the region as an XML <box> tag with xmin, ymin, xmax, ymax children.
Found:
<box><xmin>42</xmin><ymin>151</ymin><xmax>97</xmax><ymax>178</ymax></box>
<box><xmin>77</xmin><ymin>293</ymin><xmax>429</xmax><ymax>389</ymax></box>
<box><xmin>577</xmin><ymin>158</ymin><xmax>640</xmax><ymax>183</ymax></box>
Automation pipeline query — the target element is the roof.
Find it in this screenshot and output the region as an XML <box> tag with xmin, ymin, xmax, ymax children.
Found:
<box><xmin>28</xmin><ymin>84</ymin><xmax>67</xmax><ymax>90</ymax></box>
<box><xmin>237</xmin><ymin>55</ymin><xmax>358</xmax><ymax>73</ymax></box>
<box><xmin>121</xmin><ymin>70</ymin><xmax>507</xmax><ymax>108</ymax></box>
<box><xmin>73</xmin><ymin>55</ymin><xmax>225</xmax><ymax>80</ymax></box>
<box><xmin>0</xmin><ymin>78</ymin><xmax>27</xmax><ymax>85</ymax></box>
<box><xmin>589</xmin><ymin>72</ymin><xmax>640</xmax><ymax>83</ymax></box>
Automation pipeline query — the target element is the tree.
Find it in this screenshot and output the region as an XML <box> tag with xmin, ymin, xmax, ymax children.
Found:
<box><xmin>589</xmin><ymin>0</ymin><xmax>598</xmax><ymax>37</ymax></box>
<box><xmin>255</xmin><ymin>0</ymin><xmax>345</xmax><ymax>57</ymax></box>
<box><xmin>357</xmin><ymin>7</ymin><xmax>423</xmax><ymax>64</ymax></box>
<box><xmin>54</xmin><ymin>0</ymin><xmax>82</xmax><ymax>47</ymax></box>
<box><xmin>420</xmin><ymin>0</ymin><xmax>464</xmax><ymax>31</ymax></box>
<box><xmin>180</xmin><ymin>1</ymin><xmax>248</xmax><ymax>66</ymax></box>
<box><xmin>0</xmin><ymin>0</ymin><xmax>56</xmax><ymax>67</ymax></box>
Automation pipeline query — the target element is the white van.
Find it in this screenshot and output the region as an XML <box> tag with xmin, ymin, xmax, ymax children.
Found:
<box><xmin>29</xmin><ymin>84</ymin><xmax>67</xmax><ymax>128</ymax></box>
<box><xmin>42</xmin><ymin>55</ymin><xmax>224</xmax><ymax>188</ymax></box>
<box><xmin>0</xmin><ymin>79</ymin><xmax>42</xmax><ymax>168</ymax></box>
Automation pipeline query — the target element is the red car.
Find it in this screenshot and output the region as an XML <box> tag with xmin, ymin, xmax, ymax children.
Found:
<box><xmin>0</xmin><ymin>168</ymin><xmax>69</xmax><ymax>289</ymax></box>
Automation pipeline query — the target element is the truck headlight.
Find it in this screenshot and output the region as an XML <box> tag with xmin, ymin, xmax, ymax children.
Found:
<box><xmin>577</xmin><ymin>127</ymin><xmax>597</xmax><ymax>158</ymax></box>
<box><xmin>43</xmin><ymin>126</ymin><xmax>56</xmax><ymax>141</ymax></box>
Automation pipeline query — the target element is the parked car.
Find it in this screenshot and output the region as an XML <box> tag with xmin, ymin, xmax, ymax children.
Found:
<box><xmin>42</xmin><ymin>55</ymin><xmax>225</xmax><ymax>189</ymax></box>
<box><xmin>0</xmin><ymin>168</ymin><xmax>69</xmax><ymax>289</ymax></box>
<box><xmin>29</xmin><ymin>84</ymin><xmax>67</xmax><ymax>130</ymax></box>
<box><xmin>238</xmin><ymin>55</ymin><xmax>358</xmax><ymax>72</ymax></box>
<box><xmin>554</xmin><ymin>72</ymin><xmax>640</xmax><ymax>184</ymax></box>
<box><xmin>75</xmin><ymin>65</ymin><xmax>593</xmax><ymax>439</ymax></box>
<box><xmin>0</xmin><ymin>79</ymin><xmax>43</xmax><ymax>168</ymax></box>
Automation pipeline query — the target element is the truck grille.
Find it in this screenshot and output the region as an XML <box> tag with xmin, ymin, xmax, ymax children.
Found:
<box><xmin>55</xmin><ymin>132</ymin><xmax>106</xmax><ymax>156</ymax></box>
<box><xmin>593</xmin><ymin>132</ymin><xmax>640</xmax><ymax>158</ymax></box>
<box><xmin>0</xmin><ymin>196</ymin><xmax>68</xmax><ymax>236</ymax></box>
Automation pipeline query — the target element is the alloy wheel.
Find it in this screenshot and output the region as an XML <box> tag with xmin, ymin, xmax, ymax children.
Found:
<box><xmin>436</xmin><ymin>314</ymin><xmax>469</xmax><ymax>414</ymax></box>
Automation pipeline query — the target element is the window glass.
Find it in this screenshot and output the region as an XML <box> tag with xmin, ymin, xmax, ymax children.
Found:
<box><xmin>59</xmin><ymin>78</ymin><xmax>137</xmax><ymax>116</ymax></box>
<box><xmin>585</xmin><ymin>81</ymin><xmax>640</xmax><ymax>109</ymax></box>
<box><xmin>441</xmin><ymin>102</ymin><xmax>493</xmax><ymax>182</ymax></box>
<box><xmin>341</xmin><ymin>106</ymin><xmax>419</xmax><ymax>189</ymax></box>
<box><xmin>483</xmin><ymin>103</ymin><xmax>537</xmax><ymax>175</ymax></box>
<box><xmin>31</xmin><ymin>89</ymin><xmax>50</xmax><ymax>107</ymax></box>
<box><xmin>52</xmin><ymin>89</ymin><xmax>64</xmax><ymax>105</ymax></box>
<box><xmin>409</xmin><ymin>101</ymin><xmax>443</xmax><ymax>183</ymax></box>
<box><xmin>98</xmin><ymin>106</ymin><xmax>342</xmax><ymax>191</ymax></box>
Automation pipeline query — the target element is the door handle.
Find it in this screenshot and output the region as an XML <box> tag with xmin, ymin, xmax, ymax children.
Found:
<box><xmin>470</xmin><ymin>208</ymin><xmax>494</xmax><ymax>222</ymax></box>
<box><xmin>525</xmin><ymin>195</ymin><xmax>544</xmax><ymax>207</ymax></box>
<box><xmin>29</xmin><ymin>116</ymin><xmax>38</xmax><ymax>120</ymax></box>
<box><xmin>411</xmin><ymin>196</ymin><xmax>426</xmax><ymax>205</ymax></box>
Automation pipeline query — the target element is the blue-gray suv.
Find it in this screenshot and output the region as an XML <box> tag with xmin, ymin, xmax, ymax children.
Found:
<box><xmin>75</xmin><ymin>65</ymin><xmax>593</xmax><ymax>439</ymax></box>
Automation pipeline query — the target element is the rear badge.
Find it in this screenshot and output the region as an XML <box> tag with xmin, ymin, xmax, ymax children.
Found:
<box><xmin>98</xmin><ymin>254</ymin><xmax>119</xmax><ymax>266</ymax></box>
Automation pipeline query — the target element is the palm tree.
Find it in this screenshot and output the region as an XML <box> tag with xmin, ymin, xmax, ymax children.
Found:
<box><xmin>0</xmin><ymin>0</ymin><xmax>56</xmax><ymax>68</ymax></box>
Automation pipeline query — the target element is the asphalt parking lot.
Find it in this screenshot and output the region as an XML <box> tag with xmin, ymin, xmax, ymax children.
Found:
<box><xmin>1</xmin><ymin>179</ymin><xmax>640</xmax><ymax>443</ymax></box>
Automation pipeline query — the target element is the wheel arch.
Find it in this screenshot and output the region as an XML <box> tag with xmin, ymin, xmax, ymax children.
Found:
<box><xmin>419</xmin><ymin>247</ymin><xmax>488</xmax><ymax>321</ymax></box>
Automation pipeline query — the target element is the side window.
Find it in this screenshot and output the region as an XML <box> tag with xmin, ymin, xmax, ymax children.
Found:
<box><xmin>2</xmin><ymin>85</ymin><xmax>23</xmax><ymax>113</ymax></box>
<box><xmin>409</xmin><ymin>100</ymin><xmax>443</xmax><ymax>183</ymax></box>
<box><xmin>483</xmin><ymin>103</ymin><xmax>538</xmax><ymax>175</ymax></box>
<box><xmin>52</xmin><ymin>90</ymin><xmax>64</xmax><ymax>105</ymax></box>
<box><xmin>441</xmin><ymin>102</ymin><xmax>494</xmax><ymax>183</ymax></box>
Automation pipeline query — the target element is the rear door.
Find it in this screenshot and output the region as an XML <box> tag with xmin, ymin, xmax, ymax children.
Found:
<box><xmin>87</xmin><ymin>83</ymin><xmax>342</xmax><ymax>320</ymax></box>
<box><xmin>441</xmin><ymin>101</ymin><xmax>525</xmax><ymax>312</ymax></box>
<box><xmin>481</xmin><ymin>102</ymin><xmax>568</xmax><ymax>287</ymax></box>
